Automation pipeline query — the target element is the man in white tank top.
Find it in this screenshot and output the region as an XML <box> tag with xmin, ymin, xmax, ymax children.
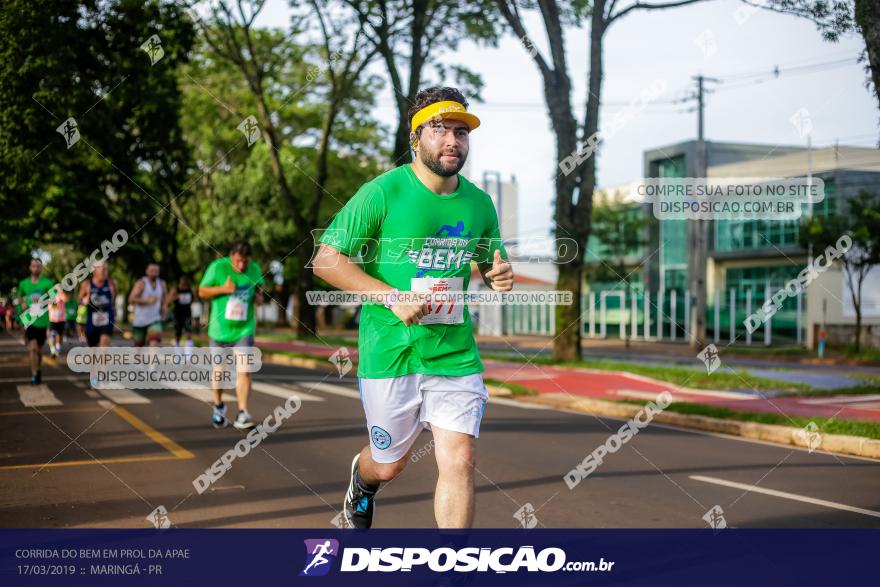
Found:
<box><xmin>129</xmin><ymin>263</ymin><xmax>167</xmax><ymax>347</ymax></box>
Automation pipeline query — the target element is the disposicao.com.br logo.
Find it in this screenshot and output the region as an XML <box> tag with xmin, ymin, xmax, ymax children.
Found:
<box><xmin>299</xmin><ymin>540</ymin><xmax>614</xmax><ymax>575</ymax></box>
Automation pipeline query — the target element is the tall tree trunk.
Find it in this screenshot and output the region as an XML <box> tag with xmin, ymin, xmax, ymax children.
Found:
<box><xmin>552</xmin><ymin>4</ymin><xmax>606</xmax><ymax>361</ymax></box>
<box><xmin>855</xmin><ymin>305</ymin><xmax>862</xmax><ymax>352</ymax></box>
<box><xmin>276</xmin><ymin>281</ymin><xmax>290</xmax><ymax>327</ymax></box>
<box><xmin>554</xmin><ymin>261</ymin><xmax>583</xmax><ymax>361</ymax></box>
<box><xmin>294</xmin><ymin>244</ymin><xmax>317</xmax><ymax>337</ymax></box>
<box><xmin>856</xmin><ymin>0</ymin><xmax>880</xmax><ymax>120</ymax></box>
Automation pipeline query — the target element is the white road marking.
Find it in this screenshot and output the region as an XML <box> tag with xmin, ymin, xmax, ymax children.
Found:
<box><xmin>17</xmin><ymin>384</ymin><xmax>62</xmax><ymax>407</ymax></box>
<box><xmin>96</xmin><ymin>388</ymin><xmax>151</xmax><ymax>404</ymax></box>
<box><xmin>690</xmin><ymin>475</ymin><xmax>880</xmax><ymax>519</ymax></box>
<box><xmin>252</xmin><ymin>381</ymin><xmax>324</xmax><ymax>402</ymax></box>
<box><xmin>488</xmin><ymin>396</ymin><xmax>555</xmax><ymax>410</ymax></box>
<box><xmin>302</xmin><ymin>381</ymin><xmax>361</xmax><ymax>400</ymax></box>
<box><xmin>66</xmin><ymin>376</ymin><xmax>88</xmax><ymax>389</ymax></box>
<box><xmin>85</xmin><ymin>390</ymin><xmax>100</xmax><ymax>398</ymax></box>
<box><xmin>799</xmin><ymin>394</ymin><xmax>880</xmax><ymax>405</ymax></box>
<box><xmin>0</xmin><ymin>376</ymin><xmax>83</xmax><ymax>383</ymax></box>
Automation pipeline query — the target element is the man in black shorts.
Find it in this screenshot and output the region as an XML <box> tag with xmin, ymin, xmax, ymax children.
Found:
<box><xmin>17</xmin><ymin>258</ymin><xmax>55</xmax><ymax>384</ymax></box>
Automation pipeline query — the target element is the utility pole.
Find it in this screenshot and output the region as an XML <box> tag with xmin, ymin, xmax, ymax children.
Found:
<box><xmin>687</xmin><ymin>74</ymin><xmax>719</xmax><ymax>349</ymax></box>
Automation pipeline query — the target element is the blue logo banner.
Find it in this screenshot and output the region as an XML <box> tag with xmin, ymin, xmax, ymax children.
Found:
<box><xmin>0</xmin><ymin>529</ymin><xmax>875</xmax><ymax>586</ymax></box>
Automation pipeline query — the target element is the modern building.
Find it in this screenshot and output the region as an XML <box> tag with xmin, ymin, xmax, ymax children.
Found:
<box><xmin>585</xmin><ymin>140</ymin><xmax>880</xmax><ymax>348</ymax></box>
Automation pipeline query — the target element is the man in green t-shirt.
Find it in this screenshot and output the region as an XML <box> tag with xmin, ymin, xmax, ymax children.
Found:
<box><xmin>17</xmin><ymin>258</ymin><xmax>56</xmax><ymax>384</ymax></box>
<box><xmin>199</xmin><ymin>241</ymin><xmax>265</xmax><ymax>430</ymax></box>
<box><xmin>315</xmin><ymin>86</ymin><xmax>514</xmax><ymax>529</ymax></box>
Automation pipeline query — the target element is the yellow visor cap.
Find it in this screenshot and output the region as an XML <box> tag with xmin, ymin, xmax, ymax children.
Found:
<box><xmin>410</xmin><ymin>101</ymin><xmax>481</xmax><ymax>134</ymax></box>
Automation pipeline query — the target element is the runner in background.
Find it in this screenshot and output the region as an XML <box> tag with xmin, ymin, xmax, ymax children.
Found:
<box><xmin>17</xmin><ymin>258</ymin><xmax>55</xmax><ymax>384</ymax></box>
<box><xmin>129</xmin><ymin>263</ymin><xmax>167</xmax><ymax>347</ymax></box>
<box><xmin>198</xmin><ymin>241</ymin><xmax>264</xmax><ymax>430</ymax></box>
<box><xmin>75</xmin><ymin>301</ymin><xmax>88</xmax><ymax>342</ymax></box>
<box><xmin>47</xmin><ymin>289</ymin><xmax>67</xmax><ymax>357</ymax></box>
<box><xmin>0</xmin><ymin>298</ymin><xmax>9</xmax><ymax>331</ymax></box>
<box><xmin>78</xmin><ymin>261</ymin><xmax>117</xmax><ymax>348</ymax></box>
<box><xmin>167</xmin><ymin>274</ymin><xmax>198</xmax><ymax>353</ymax></box>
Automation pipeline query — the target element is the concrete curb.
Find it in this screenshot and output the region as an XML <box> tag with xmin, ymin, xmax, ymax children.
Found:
<box><xmin>513</xmin><ymin>392</ymin><xmax>880</xmax><ymax>460</ymax></box>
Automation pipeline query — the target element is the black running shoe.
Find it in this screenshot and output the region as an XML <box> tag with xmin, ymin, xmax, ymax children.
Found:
<box><xmin>211</xmin><ymin>402</ymin><xmax>228</xmax><ymax>428</ymax></box>
<box><xmin>343</xmin><ymin>453</ymin><xmax>375</xmax><ymax>529</ymax></box>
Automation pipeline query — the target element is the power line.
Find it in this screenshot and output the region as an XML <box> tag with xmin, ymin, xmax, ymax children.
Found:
<box><xmin>717</xmin><ymin>56</ymin><xmax>858</xmax><ymax>82</ymax></box>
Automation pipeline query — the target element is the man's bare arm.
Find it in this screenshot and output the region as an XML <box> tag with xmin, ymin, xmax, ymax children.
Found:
<box><xmin>312</xmin><ymin>244</ymin><xmax>426</xmax><ymax>326</ymax></box>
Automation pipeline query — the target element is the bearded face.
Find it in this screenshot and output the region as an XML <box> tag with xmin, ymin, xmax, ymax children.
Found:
<box><xmin>416</xmin><ymin>120</ymin><xmax>470</xmax><ymax>177</ymax></box>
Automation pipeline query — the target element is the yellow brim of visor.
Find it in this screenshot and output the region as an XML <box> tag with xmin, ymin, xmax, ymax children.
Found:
<box><xmin>410</xmin><ymin>101</ymin><xmax>481</xmax><ymax>134</ymax></box>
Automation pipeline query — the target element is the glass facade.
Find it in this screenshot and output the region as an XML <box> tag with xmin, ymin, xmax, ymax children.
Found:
<box><xmin>658</xmin><ymin>156</ymin><xmax>687</xmax><ymax>290</ymax></box>
<box><xmin>715</xmin><ymin>179</ymin><xmax>837</xmax><ymax>252</ymax></box>
<box><xmin>723</xmin><ymin>264</ymin><xmax>802</xmax><ymax>336</ymax></box>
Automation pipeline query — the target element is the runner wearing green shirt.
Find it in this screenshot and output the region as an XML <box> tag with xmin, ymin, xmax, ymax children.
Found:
<box><xmin>17</xmin><ymin>258</ymin><xmax>56</xmax><ymax>384</ymax></box>
<box><xmin>314</xmin><ymin>87</ymin><xmax>514</xmax><ymax>529</ymax></box>
<box><xmin>198</xmin><ymin>241</ymin><xmax>265</xmax><ymax>430</ymax></box>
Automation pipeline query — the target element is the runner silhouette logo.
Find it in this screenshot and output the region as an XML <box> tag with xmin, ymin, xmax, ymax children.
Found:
<box><xmin>300</xmin><ymin>539</ymin><xmax>339</xmax><ymax>577</ymax></box>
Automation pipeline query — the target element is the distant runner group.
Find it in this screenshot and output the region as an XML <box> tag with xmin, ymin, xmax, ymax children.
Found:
<box><xmin>7</xmin><ymin>240</ymin><xmax>263</xmax><ymax>430</ymax></box>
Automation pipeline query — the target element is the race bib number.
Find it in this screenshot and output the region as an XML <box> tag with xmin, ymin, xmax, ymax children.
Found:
<box><xmin>225</xmin><ymin>295</ymin><xmax>248</xmax><ymax>321</ymax></box>
<box><xmin>178</xmin><ymin>292</ymin><xmax>192</xmax><ymax>305</ymax></box>
<box><xmin>411</xmin><ymin>277</ymin><xmax>464</xmax><ymax>325</ymax></box>
<box><xmin>92</xmin><ymin>311</ymin><xmax>109</xmax><ymax>327</ymax></box>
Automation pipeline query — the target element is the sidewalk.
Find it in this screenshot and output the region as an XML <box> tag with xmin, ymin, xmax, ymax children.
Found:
<box><xmin>254</xmin><ymin>335</ymin><xmax>880</xmax><ymax>424</ymax></box>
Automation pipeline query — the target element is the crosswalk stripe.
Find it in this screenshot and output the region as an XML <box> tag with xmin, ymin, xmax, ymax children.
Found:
<box><xmin>66</xmin><ymin>376</ymin><xmax>88</xmax><ymax>389</ymax></box>
<box><xmin>96</xmin><ymin>388</ymin><xmax>151</xmax><ymax>404</ymax></box>
<box><xmin>17</xmin><ymin>384</ymin><xmax>63</xmax><ymax>407</ymax></box>
<box><xmin>252</xmin><ymin>381</ymin><xmax>325</xmax><ymax>402</ymax></box>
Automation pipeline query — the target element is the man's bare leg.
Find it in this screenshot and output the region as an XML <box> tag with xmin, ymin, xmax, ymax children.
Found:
<box><xmin>236</xmin><ymin>370</ymin><xmax>250</xmax><ymax>413</ymax></box>
<box><xmin>29</xmin><ymin>339</ymin><xmax>41</xmax><ymax>378</ymax></box>
<box><xmin>356</xmin><ymin>444</ymin><xmax>409</xmax><ymax>485</ymax></box>
<box><xmin>432</xmin><ymin>426</ymin><xmax>475</xmax><ymax>528</ymax></box>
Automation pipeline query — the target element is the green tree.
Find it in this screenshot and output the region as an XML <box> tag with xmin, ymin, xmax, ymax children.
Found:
<box><xmin>0</xmin><ymin>0</ymin><xmax>195</xmax><ymax>288</ymax></box>
<box><xmin>341</xmin><ymin>0</ymin><xmax>501</xmax><ymax>162</ymax></box>
<box><xmin>179</xmin><ymin>19</ymin><xmax>385</xmax><ymax>329</ymax></box>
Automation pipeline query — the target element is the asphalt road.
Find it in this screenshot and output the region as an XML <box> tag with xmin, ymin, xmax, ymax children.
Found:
<box><xmin>1</xmin><ymin>336</ymin><xmax>878</xmax><ymax>529</ymax></box>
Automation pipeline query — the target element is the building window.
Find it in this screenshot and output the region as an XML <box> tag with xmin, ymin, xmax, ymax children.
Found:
<box><xmin>714</xmin><ymin>179</ymin><xmax>836</xmax><ymax>252</ymax></box>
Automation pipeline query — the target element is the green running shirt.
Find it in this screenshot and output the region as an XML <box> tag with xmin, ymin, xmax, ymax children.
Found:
<box><xmin>200</xmin><ymin>257</ymin><xmax>264</xmax><ymax>343</ymax></box>
<box><xmin>320</xmin><ymin>164</ymin><xmax>506</xmax><ymax>378</ymax></box>
<box><xmin>17</xmin><ymin>277</ymin><xmax>55</xmax><ymax>328</ymax></box>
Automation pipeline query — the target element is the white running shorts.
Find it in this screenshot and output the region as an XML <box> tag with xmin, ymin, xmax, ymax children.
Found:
<box><xmin>358</xmin><ymin>373</ymin><xmax>488</xmax><ymax>463</ymax></box>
